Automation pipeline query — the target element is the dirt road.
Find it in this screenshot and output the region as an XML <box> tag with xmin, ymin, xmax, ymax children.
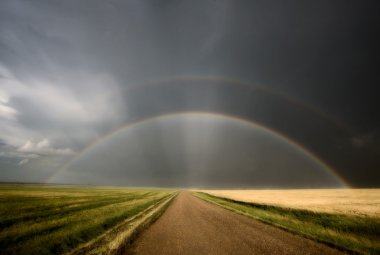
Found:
<box><xmin>126</xmin><ymin>191</ymin><xmax>344</xmax><ymax>255</ymax></box>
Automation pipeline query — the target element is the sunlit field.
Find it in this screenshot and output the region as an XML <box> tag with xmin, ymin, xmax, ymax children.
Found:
<box><xmin>0</xmin><ymin>184</ymin><xmax>174</xmax><ymax>255</ymax></box>
<box><xmin>202</xmin><ymin>189</ymin><xmax>380</xmax><ymax>217</ymax></box>
<box><xmin>196</xmin><ymin>190</ymin><xmax>380</xmax><ymax>254</ymax></box>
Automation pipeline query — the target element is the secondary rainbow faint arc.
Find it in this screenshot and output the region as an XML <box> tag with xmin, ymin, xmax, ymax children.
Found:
<box><xmin>47</xmin><ymin>112</ymin><xmax>349</xmax><ymax>187</ymax></box>
<box><xmin>122</xmin><ymin>75</ymin><xmax>353</xmax><ymax>135</ymax></box>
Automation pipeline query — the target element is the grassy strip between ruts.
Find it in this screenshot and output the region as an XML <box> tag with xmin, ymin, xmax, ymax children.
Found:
<box><xmin>193</xmin><ymin>192</ymin><xmax>380</xmax><ymax>255</ymax></box>
<box><xmin>0</xmin><ymin>184</ymin><xmax>175</xmax><ymax>255</ymax></box>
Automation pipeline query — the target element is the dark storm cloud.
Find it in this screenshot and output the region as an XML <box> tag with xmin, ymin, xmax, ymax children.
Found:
<box><xmin>0</xmin><ymin>0</ymin><xmax>379</xmax><ymax>187</ymax></box>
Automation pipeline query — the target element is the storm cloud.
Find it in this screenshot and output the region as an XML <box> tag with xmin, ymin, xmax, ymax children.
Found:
<box><xmin>0</xmin><ymin>0</ymin><xmax>379</xmax><ymax>187</ymax></box>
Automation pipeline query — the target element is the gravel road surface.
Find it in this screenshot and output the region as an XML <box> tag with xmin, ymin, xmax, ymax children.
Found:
<box><xmin>127</xmin><ymin>191</ymin><xmax>344</xmax><ymax>255</ymax></box>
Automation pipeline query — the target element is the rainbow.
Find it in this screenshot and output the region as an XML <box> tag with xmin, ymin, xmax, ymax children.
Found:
<box><xmin>47</xmin><ymin>111</ymin><xmax>349</xmax><ymax>187</ymax></box>
<box><xmin>121</xmin><ymin>75</ymin><xmax>353</xmax><ymax>134</ymax></box>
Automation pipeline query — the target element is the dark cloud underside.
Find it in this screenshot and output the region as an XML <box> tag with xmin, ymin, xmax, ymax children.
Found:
<box><xmin>0</xmin><ymin>0</ymin><xmax>379</xmax><ymax>187</ymax></box>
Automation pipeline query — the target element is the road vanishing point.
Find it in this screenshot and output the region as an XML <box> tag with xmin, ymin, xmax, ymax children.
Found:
<box><xmin>126</xmin><ymin>191</ymin><xmax>343</xmax><ymax>255</ymax></box>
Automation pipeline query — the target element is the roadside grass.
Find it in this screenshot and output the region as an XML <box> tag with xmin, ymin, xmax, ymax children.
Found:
<box><xmin>71</xmin><ymin>191</ymin><xmax>177</xmax><ymax>255</ymax></box>
<box><xmin>194</xmin><ymin>192</ymin><xmax>380</xmax><ymax>255</ymax></box>
<box><xmin>0</xmin><ymin>184</ymin><xmax>174</xmax><ymax>255</ymax></box>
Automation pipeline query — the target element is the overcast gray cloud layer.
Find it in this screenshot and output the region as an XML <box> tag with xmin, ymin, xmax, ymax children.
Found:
<box><xmin>0</xmin><ymin>0</ymin><xmax>379</xmax><ymax>187</ymax></box>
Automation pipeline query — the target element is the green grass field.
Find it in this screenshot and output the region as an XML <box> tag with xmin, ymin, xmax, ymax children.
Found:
<box><xmin>0</xmin><ymin>184</ymin><xmax>174</xmax><ymax>255</ymax></box>
<box><xmin>194</xmin><ymin>192</ymin><xmax>380</xmax><ymax>255</ymax></box>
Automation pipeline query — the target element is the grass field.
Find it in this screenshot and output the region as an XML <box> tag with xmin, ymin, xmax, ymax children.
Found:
<box><xmin>195</xmin><ymin>191</ymin><xmax>380</xmax><ymax>255</ymax></box>
<box><xmin>201</xmin><ymin>189</ymin><xmax>380</xmax><ymax>217</ymax></box>
<box><xmin>0</xmin><ymin>184</ymin><xmax>174</xmax><ymax>255</ymax></box>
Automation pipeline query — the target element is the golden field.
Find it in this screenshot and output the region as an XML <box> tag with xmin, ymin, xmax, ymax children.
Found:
<box><xmin>202</xmin><ymin>189</ymin><xmax>380</xmax><ymax>217</ymax></box>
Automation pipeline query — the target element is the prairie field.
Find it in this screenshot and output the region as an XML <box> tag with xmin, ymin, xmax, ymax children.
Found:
<box><xmin>202</xmin><ymin>189</ymin><xmax>380</xmax><ymax>217</ymax></box>
<box><xmin>195</xmin><ymin>189</ymin><xmax>380</xmax><ymax>255</ymax></box>
<box><xmin>0</xmin><ymin>184</ymin><xmax>174</xmax><ymax>255</ymax></box>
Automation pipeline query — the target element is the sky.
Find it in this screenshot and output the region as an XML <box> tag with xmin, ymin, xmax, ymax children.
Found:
<box><xmin>0</xmin><ymin>0</ymin><xmax>379</xmax><ymax>188</ymax></box>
